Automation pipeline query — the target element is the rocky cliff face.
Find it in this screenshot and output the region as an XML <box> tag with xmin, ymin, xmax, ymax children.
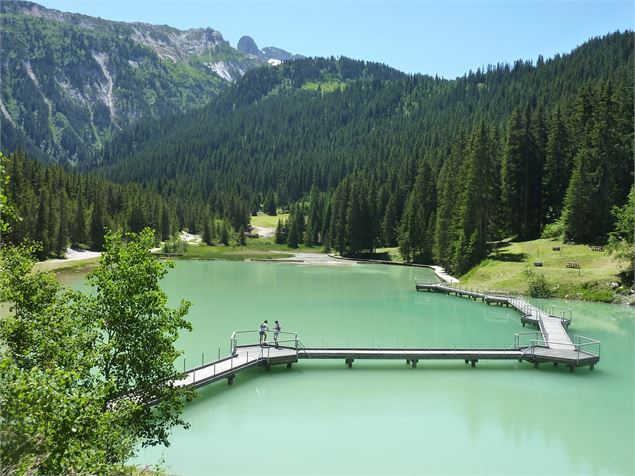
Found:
<box><xmin>0</xmin><ymin>1</ymin><xmax>300</xmax><ymax>164</ymax></box>
<box><xmin>237</xmin><ymin>35</ymin><xmax>304</xmax><ymax>63</ymax></box>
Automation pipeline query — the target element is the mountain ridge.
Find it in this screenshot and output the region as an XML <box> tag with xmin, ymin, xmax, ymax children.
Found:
<box><xmin>0</xmin><ymin>0</ymin><xmax>301</xmax><ymax>164</ymax></box>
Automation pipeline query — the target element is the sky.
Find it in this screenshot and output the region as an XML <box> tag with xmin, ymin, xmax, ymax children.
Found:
<box><xmin>33</xmin><ymin>0</ymin><xmax>634</xmax><ymax>78</ymax></box>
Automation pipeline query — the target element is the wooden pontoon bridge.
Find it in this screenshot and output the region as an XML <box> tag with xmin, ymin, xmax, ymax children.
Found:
<box><xmin>176</xmin><ymin>280</ymin><xmax>600</xmax><ymax>389</ymax></box>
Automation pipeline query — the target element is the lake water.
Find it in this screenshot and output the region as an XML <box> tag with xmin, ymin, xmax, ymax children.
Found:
<box><xmin>60</xmin><ymin>260</ymin><xmax>635</xmax><ymax>475</ymax></box>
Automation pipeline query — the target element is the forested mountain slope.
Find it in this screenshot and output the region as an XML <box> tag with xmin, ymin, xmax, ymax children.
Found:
<box><xmin>95</xmin><ymin>32</ymin><xmax>633</xmax><ymax>274</ymax></box>
<box><xmin>99</xmin><ymin>31</ymin><xmax>632</xmax><ymax>201</ymax></box>
<box><xmin>0</xmin><ymin>1</ymin><xmax>299</xmax><ymax>165</ymax></box>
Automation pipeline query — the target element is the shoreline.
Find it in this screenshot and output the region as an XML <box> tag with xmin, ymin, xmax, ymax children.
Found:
<box><xmin>35</xmin><ymin>248</ymin><xmax>102</xmax><ymax>272</ymax></box>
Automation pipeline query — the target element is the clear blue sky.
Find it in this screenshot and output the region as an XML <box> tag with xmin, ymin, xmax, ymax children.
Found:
<box><xmin>33</xmin><ymin>0</ymin><xmax>634</xmax><ymax>78</ymax></box>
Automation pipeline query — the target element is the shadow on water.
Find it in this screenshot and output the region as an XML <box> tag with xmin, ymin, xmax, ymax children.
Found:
<box><xmin>188</xmin><ymin>358</ymin><xmax>601</xmax><ymax>404</ymax></box>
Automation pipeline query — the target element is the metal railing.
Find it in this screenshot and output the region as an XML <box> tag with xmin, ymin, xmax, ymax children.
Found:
<box><xmin>417</xmin><ymin>279</ymin><xmax>574</xmax><ymax>326</ymax></box>
<box><xmin>230</xmin><ymin>329</ymin><xmax>299</xmax><ymax>354</ymax></box>
<box><xmin>513</xmin><ymin>331</ymin><xmax>600</xmax><ymax>365</ymax></box>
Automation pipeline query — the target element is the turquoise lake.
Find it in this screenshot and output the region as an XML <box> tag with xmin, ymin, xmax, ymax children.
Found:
<box><xmin>61</xmin><ymin>260</ymin><xmax>635</xmax><ymax>475</ymax></box>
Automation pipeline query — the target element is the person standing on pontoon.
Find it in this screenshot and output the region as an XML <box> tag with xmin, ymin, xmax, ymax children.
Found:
<box><xmin>259</xmin><ymin>320</ymin><xmax>269</xmax><ymax>345</ymax></box>
<box><xmin>273</xmin><ymin>320</ymin><xmax>281</xmax><ymax>347</ymax></box>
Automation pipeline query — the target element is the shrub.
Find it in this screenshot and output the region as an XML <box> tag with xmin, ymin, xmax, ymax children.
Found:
<box><xmin>524</xmin><ymin>269</ymin><xmax>553</xmax><ymax>298</ymax></box>
<box><xmin>541</xmin><ymin>218</ymin><xmax>564</xmax><ymax>239</ymax></box>
<box><xmin>162</xmin><ymin>238</ymin><xmax>188</xmax><ymax>253</ymax></box>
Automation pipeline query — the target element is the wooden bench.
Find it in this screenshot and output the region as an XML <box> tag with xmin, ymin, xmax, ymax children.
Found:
<box><xmin>533</xmin><ymin>262</ymin><xmax>543</xmax><ymax>267</ymax></box>
<box><xmin>552</xmin><ymin>246</ymin><xmax>560</xmax><ymax>251</ymax></box>
<box><xmin>590</xmin><ymin>246</ymin><xmax>604</xmax><ymax>252</ymax></box>
<box><xmin>566</xmin><ymin>262</ymin><xmax>580</xmax><ymax>269</ymax></box>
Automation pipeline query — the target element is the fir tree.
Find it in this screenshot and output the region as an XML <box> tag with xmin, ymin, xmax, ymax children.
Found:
<box><xmin>55</xmin><ymin>192</ymin><xmax>68</xmax><ymax>258</ymax></box>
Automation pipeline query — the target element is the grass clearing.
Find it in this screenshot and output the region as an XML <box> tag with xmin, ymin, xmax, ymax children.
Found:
<box><xmin>250</xmin><ymin>213</ymin><xmax>289</xmax><ymax>229</ymax></box>
<box><xmin>177</xmin><ymin>237</ymin><xmax>324</xmax><ymax>261</ymax></box>
<box><xmin>375</xmin><ymin>247</ymin><xmax>403</xmax><ymax>262</ymax></box>
<box><xmin>179</xmin><ymin>244</ymin><xmax>293</xmax><ymax>261</ymax></box>
<box><xmin>460</xmin><ymin>238</ymin><xmax>627</xmax><ymax>302</ymax></box>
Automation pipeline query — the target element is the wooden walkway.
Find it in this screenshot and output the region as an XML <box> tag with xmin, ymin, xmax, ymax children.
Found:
<box><xmin>414</xmin><ymin>281</ymin><xmax>599</xmax><ymax>368</ymax></box>
<box><xmin>177</xmin><ymin>306</ymin><xmax>600</xmax><ymax>389</ymax></box>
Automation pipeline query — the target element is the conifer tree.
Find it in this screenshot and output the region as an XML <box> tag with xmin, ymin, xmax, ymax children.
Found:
<box><xmin>382</xmin><ymin>192</ymin><xmax>399</xmax><ymax>247</ymax></box>
<box><xmin>71</xmin><ymin>185</ymin><xmax>87</xmax><ymax>248</ymax></box>
<box><xmin>452</xmin><ymin>123</ymin><xmax>499</xmax><ymax>273</ymax></box>
<box><xmin>346</xmin><ymin>177</ymin><xmax>372</xmax><ymax>254</ymax></box>
<box><xmin>161</xmin><ymin>205</ymin><xmax>172</xmax><ymax>240</ymax></box>
<box><xmin>264</xmin><ymin>191</ymin><xmax>277</xmax><ymax>216</ymax></box>
<box><xmin>433</xmin><ymin>137</ymin><xmax>464</xmax><ymax>269</ymax></box>
<box><xmin>90</xmin><ymin>188</ymin><xmax>106</xmax><ymax>251</ymax></box>
<box><xmin>542</xmin><ymin>107</ymin><xmax>572</xmax><ymax>223</ymax></box>
<box><xmin>34</xmin><ymin>190</ymin><xmax>50</xmax><ymax>260</ymax></box>
<box><xmin>275</xmin><ymin>219</ymin><xmax>288</xmax><ymax>244</ymax></box>
<box><xmin>563</xmin><ymin>85</ymin><xmax>616</xmax><ymax>243</ymax></box>
<box><xmin>202</xmin><ymin>217</ymin><xmax>213</xmax><ymax>245</ymax></box>
<box><xmin>398</xmin><ymin>160</ymin><xmax>436</xmax><ymax>263</ymax></box>
<box><xmin>55</xmin><ymin>192</ymin><xmax>68</xmax><ymax>258</ymax></box>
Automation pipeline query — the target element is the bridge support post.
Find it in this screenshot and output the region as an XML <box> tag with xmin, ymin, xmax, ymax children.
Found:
<box><xmin>227</xmin><ymin>375</ymin><xmax>235</xmax><ymax>385</ymax></box>
<box><xmin>287</xmin><ymin>362</ymin><xmax>293</xmax><ymax>369</ymax></box>
<box><xmin>589</xmin><ymin>364</ymin><xmax>594</xmax><ymax>370</ymax></box>
<box><xmin>411</xmin><ymin>359</ymin><xmax>418</xmax><ymax>368</ymax></box>
<box><xmin>534</xmin><ymin>362</ymin><xmax>539</xmax><ymax>368</ymax></box>
<box><xmin>471</xmin><ymin>360</ymin><xmax>477</xmax><ymax>367</ymax></box>
<box><xmin>265</xmin><ymin>363</ymin><xmax>271</xmax><ymax>371</ymax></box>
<box><xmin>553</xmin><ymin>362</ymin><xmax>558</xmax><ymax>367</ymax></box>
<box><xmin>345</xmin><ymin>358</ymin><xmax>354</xmax><ymax>368</ymax></box>
<box><xmin>464</xmin><ymin>359</ymin><xmax>469</xmax><ymax>364</ymax></box>
<box><xmin>569</xmin><ymin>366</ymin><xmax>575</xmax><ymax>373</ymax></box>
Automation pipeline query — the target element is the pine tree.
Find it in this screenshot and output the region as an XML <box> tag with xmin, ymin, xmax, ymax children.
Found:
<box><xmin>219</xmin><ymin>220</ymin><xmax>230</xmax><ymax>245</ymax></box>
<box><xmin>161</xmin><ymin>205</ymin><xmax>172</xmax><ymax>240</ymax></box>
<box><xmin>287</xmin><ymin>216</ymin><xmax>300</xmax><ymax>248</ymax></box>
<box><xmin>382</xmin><ymin>192</ymin><xmax>399</xmax><ymax>247</ymax></box>
<box><xmin>346</xmin><ymin>177</ymin><xmax>372</xmax><ymax>254</ymax></box>
<box><xmin>264</xmin><ymin>191</ymin><xmax>277</xmax><ymax>216</ymax></box>
<box><xmin>238</xmin><ymin>226</ymin><xmax>246</xmax><ymax>246</ymax></box>
<box><xmin>35</xmin><ymin>190</ymin><xmax>50</xmax><ymax>260</ymax></box>
<box><xmin>202</xmin><ymin>218</ymin><xmax>213</xmax><ymax>245</ymax></box>
<box><xmin>330</xmin><ymin>179</ymin><xmax>350</xmax><ymax>255</ymax></box>
<box><xmin>90</xmin><ymin>189</ymin><xmax>106</xmax><ymax>251</ymax></box>
<box><xmin>542</xmin><ymin>107</ymin><xmax>572</xmax><ymax>223</ymax></box>
<box><xmin>433</xmin><ymin>137</ymin><xmax>465</xmax><ymax>269</ymax></box>
<box><xmin>56</xmin><ymin>192</ymin><xmax>68</xmax><ymax>258</ymax></box>
<box><xmin>274</xmin><ymin>219</ymin><xmax>287</xmax><ymax>244</ymax></box>
<box><xmin>563</xmin><ymin>85</ymin><xmax>616</xmax><ymax>243</ymax></box>
<box><xmin>500</xmin><ymin>107</ymin><xmax>541</xmax><ymax>239</ymax></box>
<box><xmin>398</xmin><ymin>160</ymin><xmax>436</xmax><ymax>263</ymax></box>
<box><xmin>71</xmin><ymin>186</ymin><xmax>87</xmax><ymax>248</ymax></box>
<box><xmin>452</xmin><ymin>122</ymin><xmax>499</xmax><ymax>273</ymax></box>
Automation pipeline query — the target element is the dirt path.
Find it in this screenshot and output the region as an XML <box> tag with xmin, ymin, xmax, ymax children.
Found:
<box><xmin>252</xmin><ymin>225</ymin><xmax>275</xmax><ymax>238</ymax></box>
<box><xmin>35</xmin><ymin>248</ymin><xmax>101</xmax><ymax>272</ymax></box>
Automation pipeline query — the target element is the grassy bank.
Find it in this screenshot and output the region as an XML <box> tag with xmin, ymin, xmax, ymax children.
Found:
<box><xmin>34</xmin><ymin>256</ymin><xmax>100</xmax><ymax>273</ymax></box>
<box><xmin>177</xmin><ymin>238</ymin><xmax>323</xmax><ymax>261</ymax></box>
<box><xmin>460</xmin><ymin>238</ymin><xmax>628</xmax><ymax>302</ymax></box>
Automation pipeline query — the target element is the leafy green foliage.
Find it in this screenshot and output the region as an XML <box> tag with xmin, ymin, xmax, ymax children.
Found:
<box><xmin>524</xmin><ymin>269</ymin><xmax>554</xmax><ymax>298</ymax></box>
<box><xmin>1</xmin><ymin>230</ymin><xmax>193</xmax><ymax>473</ymax></box>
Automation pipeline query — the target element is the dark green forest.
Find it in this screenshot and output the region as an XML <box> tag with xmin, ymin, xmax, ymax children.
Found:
<box><xmin>2</xmin><ymin>31</ymin><xmax>633</xmax><ymax>274</ymax></box>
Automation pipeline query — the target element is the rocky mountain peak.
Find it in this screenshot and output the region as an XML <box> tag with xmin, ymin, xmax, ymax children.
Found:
<box><xmin>237</xmin><ymin>34</ymin><xmax>303</xmax><ymax>63</ymax></box>
<box><xmin>237</xmin><ymin>35</ymin><xmax>261</xmax><ymax>56</ymax></box>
